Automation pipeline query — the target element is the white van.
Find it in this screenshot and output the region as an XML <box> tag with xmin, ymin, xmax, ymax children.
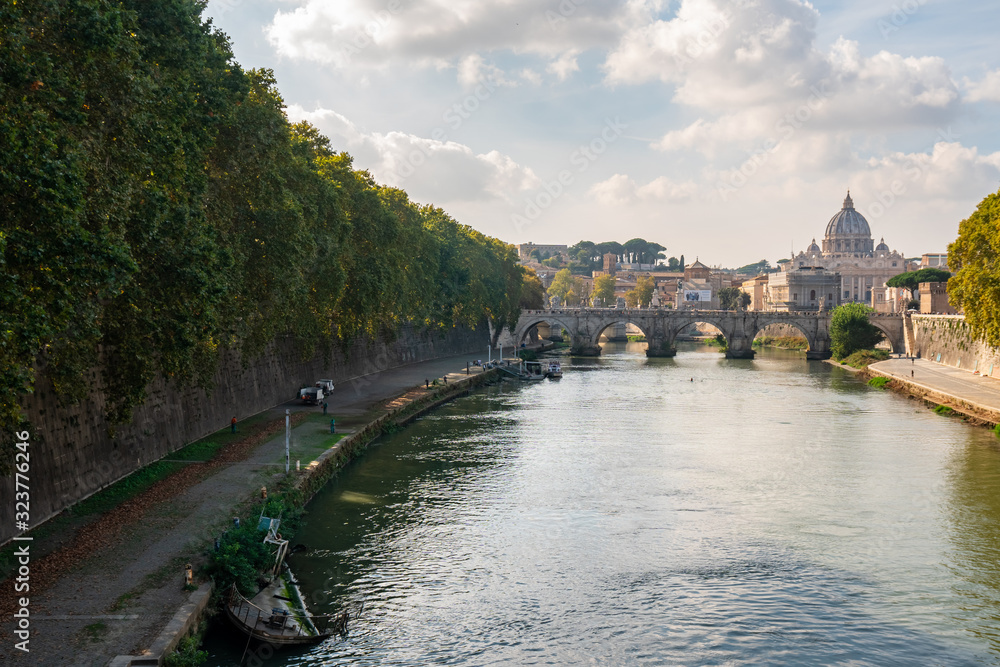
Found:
<box><xmin>299</xmin><ymin>387</ymin><xmax>324</xmax><ymax>405</ymax></box>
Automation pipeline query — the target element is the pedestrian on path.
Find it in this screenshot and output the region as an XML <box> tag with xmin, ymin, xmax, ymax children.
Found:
<box><xmin>230</xmin><ymin>416</ymin><xmax>237</xmax><ymax>433</ymax></box>
<box><xmin>322</xmin><ymin>401</ymin><xmax>328</xmax><ymax>415</ymax></box>
<box><xmin>912</xmin><ymin>357</ymin><xmax>915</xmax><ymax>365</ymax></box>
<box><xmin>911</xmin><ymin>370</ymin><xmax>914</xmax><ymax>378</ymax></box>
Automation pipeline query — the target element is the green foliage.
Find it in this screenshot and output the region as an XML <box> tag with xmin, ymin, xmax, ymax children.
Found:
<box><xmin>518</xmin><ymin>349</ymin><xmax>538</xmax><ymax>361</ymax></box>
<box><xmin>735</xmin><ymin>259</ymin><xmax>772</xmax><ymax>275</ymax></box>
<box><xmin>948</xmin><ymin>189</ymin><xmax>1000</xmax><ymax>348</ymax></box>
<box><xmin>592</xmin><ymin>274</ymin><xmax>616</xmax><ymax>306</ymax></box>
<box><xmin>719</xmin><ymin>287</ymin><xmax>750</xmax><ymax>310</ymax></box>
<box><xmin>0</xmin><ymin>0</ymin><xmax>527</xmax><ymax>465</ymax></box>
<box><xmin>867</xmin><ymin>376</ymin><xmax>890</xmax><ymax>388</ymax></box>
<box><xmin>993</xmin><ymin>423</ymin><xmax>1000</xmax><ymax>438</ymax></box>
<box><xmin>165</xmin><ymin>636</ymin><xmax>207</xmax><ymax>667</ymax></box>
<box><xmin>207</xmin><ymin>521</ymin><xmax>272</xmax><ymax>596</ymax></box>
<box><xmin>885</xmin><ymin>268</ymin><xmax>952</xmax><ymax>291</ymax></box>
<box><xmin>839</xmin><ymin>349</ymin><xmax>890</xmax><ymax>369</ymax></box>
<box><xmin>519</xmin><ymin>269</ymin><xmax>545</xmax><ymax>309</ymax></box>
<box><xmin>932</xmin><ymin>404</ymin><xmax>955</xmax><ymax>416</ymax></box>
<box><xmin>830</xmin><ymin>303</ymin><xmax>884</xmax><ymax>359</ymax></box>
<box><xmin>753</xmin><ymin>336</ymin><xmax>809</xmax><ymax>350</ymax></box>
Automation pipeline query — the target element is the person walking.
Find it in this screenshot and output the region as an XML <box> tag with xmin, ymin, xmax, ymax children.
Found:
<box><xmin>322</xmin><ymin>401</ymin><xmax>328</xmax><ymax>415</ymax></box>
<box><xmin>230</xmin><ymin>416</ymin><xmax>237</xmax><ymax>434</ymax></box>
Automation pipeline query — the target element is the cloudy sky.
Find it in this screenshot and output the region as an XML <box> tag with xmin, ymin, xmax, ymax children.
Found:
<box><xmin>205</xmin><ymin>0</ymin><xmax>1000</xmax><ymax>268</ymax></box>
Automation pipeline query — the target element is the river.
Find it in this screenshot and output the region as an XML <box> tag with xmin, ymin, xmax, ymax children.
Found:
<box><xmin>205</xmin><ymin>342</ymin><xmax>1000</xmax><ymax>666</ymax></box>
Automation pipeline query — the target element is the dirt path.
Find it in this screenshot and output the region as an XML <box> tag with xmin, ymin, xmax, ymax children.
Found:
<box><xmin>0</xmin><ymin>352</ymin><xmax>491</xmax><ymax>666</ymax></box>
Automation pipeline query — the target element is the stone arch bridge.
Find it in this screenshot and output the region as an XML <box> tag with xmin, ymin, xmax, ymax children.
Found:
<box><xmin>513</xmin><ymin>309</ymin><xmax>905</xmax><ymax>360</ymax></box>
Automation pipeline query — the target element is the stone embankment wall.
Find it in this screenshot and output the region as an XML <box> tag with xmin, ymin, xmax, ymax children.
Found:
<box><xmin>912</xmin><ymin>315</ymin><xmax>1000</xmax><ymax>377</ymax></box>
<box><xmin>2</xmin><ymin>324</ymin><xmax>486</xmax><ymax>545</ymax></box>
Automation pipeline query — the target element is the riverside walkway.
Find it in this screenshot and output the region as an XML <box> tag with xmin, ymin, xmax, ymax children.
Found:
<box><xmin>0</xmin><ymin>352</ymin><xmax>499</xmax><ymax>666</ymax></box>
<box><xmin>869</xmin><ymin>356</ymin><xmax>1000</xmax><ymax>422</ymax></box>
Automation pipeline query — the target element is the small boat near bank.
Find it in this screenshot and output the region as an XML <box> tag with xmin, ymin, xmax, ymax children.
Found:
<box><xmin>224</xmin><ymin>514</ymin><xmax>353</xmax><ymax>647</ymax></box>
<box><xmin>545</xmin><ymin>361</ymin><xmax>563</xmax><ymax>379</ymax></box>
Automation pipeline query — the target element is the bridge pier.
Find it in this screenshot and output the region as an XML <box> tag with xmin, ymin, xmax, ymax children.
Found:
<box><xmin>570</xmin><ymin>344</ymin><xmax>602</xmax><ymax>356</ymax></box>
<box><xmin>645</xmin><ymin>338</ymin><xmax>676</xmax><ymax>358</ymax></box>
<box><xmin>805</xmin><ymin>350</ymin><xmax>832</xmax><ymax>360</ymax></box>
<box><xmin>725</xmin><ymin>348</ymin><xmax>756</xmax><ymax>359</ymax></box>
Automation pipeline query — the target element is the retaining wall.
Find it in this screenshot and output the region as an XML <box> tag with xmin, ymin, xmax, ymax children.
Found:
<box><xmin>911</xmin><ymin>315</ymin><xmax>1000</xmax><ymax>377</ymax></box>
<box><xmin>1</xmin><ymin>323</ymin><xmax>486</xmax><ymax>545</ymax></box>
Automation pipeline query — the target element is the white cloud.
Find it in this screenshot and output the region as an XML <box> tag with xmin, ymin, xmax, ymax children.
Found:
<box><xmin>266</xmin><ymin>0</ymin><xmax>654</xmax><ymax>73</ymax></box>
<box><xmin>286</xmin><ymin>104</ymin><xmax>540</xmax><ymax>203</ymax></box>
<box><xmin>964</xmin><ymin>69</ymin><xmax>1000</xmax><ymax>102</ymax></box>
<box><xmin>547</xmin><ymin>50</ymin><xmax>581</xmax><ymax>81</ymax></box>
<box><xmin>589</xmin><ymin>173</ymin><xmax>697</xmax><ymax>205</ymax></box>
<box><xmin>607</xmin><ymin>0</ymin><xmax>959</xmax><ymax>132</ymax></box>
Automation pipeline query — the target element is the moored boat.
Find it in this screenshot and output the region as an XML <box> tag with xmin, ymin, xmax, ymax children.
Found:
<box><xmin>545</xmin><ymin>361</ymin><xmax>563</xmax><ymax>379</ymax></box>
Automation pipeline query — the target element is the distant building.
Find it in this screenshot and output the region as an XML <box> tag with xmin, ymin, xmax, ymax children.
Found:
<box><xmin>739</xmin><ymin>274</ymin><xmax>769</xmax><ymax>311</ymax></box>
<box><xmin>919</xmin><ymin>282</ymin><xmax>958</xmax><ymax>314</ymax></box>
<box><xmin>920</xmin><ymin>253</ymin><xmax>948</xmax><ymax>269</ymax></box>
<box><xmin>765</xmin><ymin>267</ymin><xmax>840</xmax><ymax>312</ymax></box>
<box><xmin>676</xmin><ymin>259</ymin><xmax>730</xmax><ymax>309</ymax></box>
<box><xmin>784</xmin><ymin>192</ymin><xmax>917</xmax><ymax>303</ymax></box>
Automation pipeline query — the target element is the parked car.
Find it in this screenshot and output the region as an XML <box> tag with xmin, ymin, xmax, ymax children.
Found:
<box><xmin>299</xmin><ymin>386</ymin><xmax>324</xmax><ymax>405</ymax></box>
<box><xmin>316</xmin><ymin>379</ymin><xmax>335</xmax><ymax>394</ymax></box>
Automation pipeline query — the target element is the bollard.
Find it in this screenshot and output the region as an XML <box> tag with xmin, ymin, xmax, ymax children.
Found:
<box><xmin>296</xmin><ymin>460</ymin><xmax>300</xmax><ymax>471</ymax></box>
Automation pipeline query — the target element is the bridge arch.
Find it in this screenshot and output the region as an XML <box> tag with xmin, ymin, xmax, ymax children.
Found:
<box><xmin>589</xmin><ymin>319</ymin><xmax>652</xmax><ymax>348</ymax></box>
<box><xmin>746</xmin><ymin>319</ymin><xmax>819</xmax><ymax>352</ymax></box>
<box><xmin>868</xmin><ymin>320</ymin><xmax>900</xmax><ymax>353</ymax></box>
<box><xmin>513</xmin><ymin>313</ymin><xmax>577</xmax><ymax>347</ymax></box>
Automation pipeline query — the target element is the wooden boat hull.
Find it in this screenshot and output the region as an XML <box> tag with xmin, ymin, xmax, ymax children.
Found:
<box><xmin>224</xmin><ymin>601</ymin><xmax>332</xmax><ymax>646</ymax></box>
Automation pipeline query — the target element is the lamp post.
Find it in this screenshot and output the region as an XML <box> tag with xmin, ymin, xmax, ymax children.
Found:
<box><xmin>284</xmin><ymin>409</ymin><xmax>290</xmax><ymax>474</ymax></box>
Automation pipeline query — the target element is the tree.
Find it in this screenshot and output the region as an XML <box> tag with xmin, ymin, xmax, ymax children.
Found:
<box><xmin>547</xmin><ymin>268</ymin><xmax>575</xmax><ymax>303</ymax></box>
<box><xmin>667</xmin><ymin>257</ymin><xmax>680</xmax><ymax>271</ymax></box>
<box><xmin>830</xmin><ymin>303</ymin><xmax>884</xmax><ymax>359</ymax></box>
<box><xmin>718</xmin><ymin>287</ymin><xmax>750</xmax><ymax>310</ymax></box>
<box><xmin>736</xmin><ymin>259</ymin><xmax>772</xmax><ymax>275</ymax></box>
<box><xmin>679</xmin><ymin>255</ymin><xmax>685</xmax><ymax>273</ymax></box>
<box><xmin>592</xmin><ymin>274</ymin><xmax>616</xmax><ymax>306</ymax></box>
<box><xmin>636</xmin><ymin>275</ymin><xmax>655</xmax><ymax>307</ymax></box>
<box><xmin>885</xmin><ymin>267</ymin><xmax>952</xmax><ymax>291</ymax></box>
<box><xmin>949</xmin><ymin>189</ymin><xmax>1000</xmax><ymax>346</ymax></box>
<box><xmin>519</xmin><ymin>269</ymin><xmax>545</xmax><ymax>309</ymax></box>
<box><xmin>624</xmin><ymin>289</ymin><xmax>640</xmax><ymax>308</ymax></box>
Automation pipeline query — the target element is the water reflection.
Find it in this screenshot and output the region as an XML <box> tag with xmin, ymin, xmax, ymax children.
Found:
<box><xmin>203</xmin><ymin>344</ymin><xmax>1000</xmax><ymax>666</ymax></box>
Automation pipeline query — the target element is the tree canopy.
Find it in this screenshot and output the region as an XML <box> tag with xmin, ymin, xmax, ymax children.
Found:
<box><xmin>567</xmin><ymin>238</ymin><xmax>667</xmax><ymax>273</ymax></box>
<box><xmin>718</xmin><ymin>287</ymin><xmax>751</xmax><ymax>311</ymax></box>
<box><xmin>0</xmin><ymin>0</ymin><xmax>526</xmax><ymax>462</ymax></box>
<box><xmin>592</xmin><ymin>275</ymin><xmax>616</xmax><ymax>306</ymax></box>
<box><xmin>829</xmin><ymin>303</ymin><xmax>884</xmax><ymax>360</ymax></box>
<box><xmin>949</xmin><ymin>189</ymin><xmax>1000</xmax><ymax>347</ymax></box>
<box><xmin>885</xmin><ymin>268</ymin><xmax>952</xmax><ymax>291</ymax></box>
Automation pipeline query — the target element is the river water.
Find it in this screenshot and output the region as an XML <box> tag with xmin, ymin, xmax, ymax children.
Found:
<box><xmin>206</xmin><ymin>343</ymin><xmax>1000</xmax><ymax>666</ymax></box>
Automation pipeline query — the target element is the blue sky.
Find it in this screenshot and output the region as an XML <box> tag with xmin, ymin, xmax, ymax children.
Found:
<box><xmin>205</xmin><ymin>0</ymin><xmax>1000</xmax><ymax>268</ymax></box>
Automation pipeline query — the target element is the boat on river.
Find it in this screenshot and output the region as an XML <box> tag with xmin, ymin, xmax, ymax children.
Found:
<box><xmin>225</xmin><ymin>573</ymin><xmax>337</xmax><ymax>646</ymax></box>
<box><xmin>545</xmin><ymin>361</ymin><xmax>563</xmax><ymax>379</ymax></box>
<box><xmin>521</xmin><ymin>360</ymin><xmax>546</xmax><ymax>381</ymax></box>
<box><xmin>224</xmin><ymin>515</ymin><xmax>351</xmax><ymax>646</ymax></box>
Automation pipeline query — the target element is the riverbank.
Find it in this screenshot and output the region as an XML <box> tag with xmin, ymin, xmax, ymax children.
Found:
<box><xmin>867</xmin><ymin>356</ymin><xmax>1000</xmax><ymax>426</ymax></box>
<box><xmin>0</xmin><ymin>353</ymin><xmax>508</xmax><ymax>666</ymax></box>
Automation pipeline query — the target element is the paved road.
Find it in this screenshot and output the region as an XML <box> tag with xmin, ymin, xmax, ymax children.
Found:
<box><xmin>0</xmin><ymin>350</ymin><xmax>510</xmax><ymax>666</ymax></box>
<box><xmin>870</xmin><ymin>356</ymin><xmax>1000</xmax><ymax>416</ymax></box>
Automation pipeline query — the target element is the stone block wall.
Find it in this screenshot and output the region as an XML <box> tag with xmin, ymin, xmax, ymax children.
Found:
<box><xmin>1</xmin><ymin>323</ymin><xmax>486</xmax><ymax>545</ymax></box>
<box><xmin>912</xmin><ymin>315</ymin><xmax>1000</xmax><ymax>377</ymax></box>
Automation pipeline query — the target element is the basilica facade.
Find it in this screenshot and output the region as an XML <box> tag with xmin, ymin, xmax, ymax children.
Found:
<box><xmin>779</xmin><ymin>192</ymin><xmax>916</xmax><ymax>306</ymax></box>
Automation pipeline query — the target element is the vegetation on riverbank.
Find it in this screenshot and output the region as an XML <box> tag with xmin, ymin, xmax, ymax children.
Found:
<box><xmin>0</xmin><ymin>0</ymin><xmax>528</xmax><ymax>465</ymax></box>
<box><xmin>753</xmin><ymin>336</ymin><xmax>809</xmax><ymax>350</ymax></box>
<box><xmin>839</xmin><ymin>349</ymin><xmax>891</xmax><ymax>369</ymax></box>
<box><xmin>867</xmin><ymin>376</ymin><xmax>890</xmax><ymax>388</ymax></box>
<box><xmin>830</xmin><ymin>303</ymin><xmax>885</xmax><ymax>360</ymax></box>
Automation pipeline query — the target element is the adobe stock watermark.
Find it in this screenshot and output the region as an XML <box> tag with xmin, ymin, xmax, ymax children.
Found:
<box><xmin>877</xmin><ymin>0</ymin><xmax>930</xmax><ymax>39</ymax></box>
<box><xmin>511</xmin><ymin>117</ymin><xmax>628</xmax><ymax>235</ymax></box>
<box><xmin>858</xmin><ymin>126</ymin><xmax>961</xmax><ymax>221</ymax></box>
<box><xmin>338</xmin><ymin>0</ymin><xmax>405</xmax><ymax>65</ymax></box>
<box><xmin>715</xmin><ymin>81</ymin><xmax>834</xmax><ymax>202</ymax></box>
<box><xmin>385</xmin><ymin>76</ymin><xmax>504</xmax><ymax>184</ymax></box>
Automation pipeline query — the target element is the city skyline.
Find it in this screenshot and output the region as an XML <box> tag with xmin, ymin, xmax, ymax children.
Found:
<box><xmin>206</xmin><ymin>0</ymin><xmax>1000</xmax><ymax>266</ymax></box>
